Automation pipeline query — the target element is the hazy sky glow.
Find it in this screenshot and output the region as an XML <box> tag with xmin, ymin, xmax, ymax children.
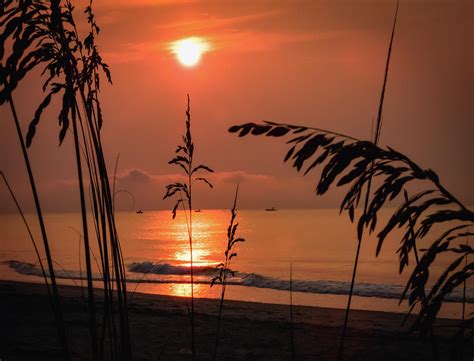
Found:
<box><xmin>0</xmin><ymin>0</ymin><xmax>472</xmax><ymax>213</ymax></box>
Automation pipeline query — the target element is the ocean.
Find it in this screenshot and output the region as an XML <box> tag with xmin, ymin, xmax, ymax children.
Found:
<box><xmin>1</xmin><ymin>209</ymin><xmax>472</xmax><ymax>318</ymax></box>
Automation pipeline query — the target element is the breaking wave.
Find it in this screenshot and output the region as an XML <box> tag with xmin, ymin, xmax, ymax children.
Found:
<box><xmin>8</xmin><ymin>260</ymin><xmax>474</xmax><ymax>303</ymax></box>
<box><xmin>128</xmin><ymin>261</ymin><xmax>216</xmax><ymax>276</ymax></box>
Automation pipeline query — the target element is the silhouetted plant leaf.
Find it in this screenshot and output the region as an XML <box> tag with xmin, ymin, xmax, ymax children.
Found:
<box><xmin>251</xmin><ymin>124</ymin><xmax>271</xmax><ymax>135</ymax></box>
<box><xmin>58</xmin><ymin>90</ymin><xmax>71</xmax><ymax>146</ymax></box>
<box><xmin>284</xmin><ymin>145</ymin><xmax>295</xmax><ymax>163</ymax></box>
<box><xmin>195</xmin><ymin>177</ymin><xmax>213</xmax><ymax>188</ymax></box>
<box><xmin>26</xmin><ymin>91</ymin><xmax>54</xmax><ymax>147</ymax></box>
<box><xmin>192</xmin><ymin>164</ymin><xmax>214</xmax><ymax>174</ymax></box>
<box><xmin>171</xmin><ymin>199</ymin><xmax>183</xmax><ymax>219</ymax></box>
<box><xmin>267</xmin><ymin>126</ymin><xmax>290</xmax><ymax>137</ymax></box>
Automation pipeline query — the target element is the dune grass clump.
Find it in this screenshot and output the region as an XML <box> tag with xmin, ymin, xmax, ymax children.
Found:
<box><xmin>164</xmin><ymin>94</ymin><xmax>214</xmax><ymax>360</ymax></box>
<box><xmin>1</xmin><ymin>1</ymin><xmax>131</xmax><ymax>359</ymax></box>
<box><xmin>210</xmin><ymin>184</ymin><xmax>245</xmax><ymax>361</ymax></box>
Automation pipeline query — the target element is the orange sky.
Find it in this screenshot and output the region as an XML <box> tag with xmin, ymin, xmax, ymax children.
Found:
<box><xmin>1</xmin><ymin>0</ymin><xmax>472</xmax><ymax>212</ymax></box>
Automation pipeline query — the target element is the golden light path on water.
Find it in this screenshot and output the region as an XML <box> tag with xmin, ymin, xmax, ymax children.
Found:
<box><xmin>130</xmin><ymin>210</ymin><xmax>229</xmax><ymax>298</ymax></box>
<box><xmin>135</xmin><ymin>210</ymin><xmax>224</xmax><ymax>267</ymax></box>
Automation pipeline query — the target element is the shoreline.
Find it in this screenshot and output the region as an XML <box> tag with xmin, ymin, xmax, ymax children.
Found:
<box><xmin>1</xmin><ymin>280</ymin><xmax>472</xmax><ymax>360</ymax></box>
<box><xmin>2</xmin><ymin>262</ymin><xmax>472</xmax><ymax>320</ymax></box>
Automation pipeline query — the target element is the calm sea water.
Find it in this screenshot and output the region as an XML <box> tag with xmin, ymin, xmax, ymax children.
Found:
<box><xmin>0</xmin><ymin>209</ymin><xmax>472</xmax><ymax>318</ymax></box>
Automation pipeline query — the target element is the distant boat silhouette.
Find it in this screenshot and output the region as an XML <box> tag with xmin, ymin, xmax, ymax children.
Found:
<box><xmin>136</xmin><ymin>210</ymin><xmax>144</xmax><ymax>214</ymax></box>
<box><xmin>195</xmin><ymin>209</ymin><xmax>202</xmax><ymax>213</ymax></box>
<box><xmin>265</xmin><ymin>207</ymin><xmax>277</xmax><ymax>212</ymax></box>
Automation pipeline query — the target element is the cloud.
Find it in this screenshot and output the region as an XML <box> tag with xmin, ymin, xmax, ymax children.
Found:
<box><xmin>116</xmin><ymin>169</ymin><xmax>272</xmax><ymax>187</ymax></box>
<box><xmin>154</xmin><ymin>10</ymin><xmax>281</xmax><ymax>32</ymax></box>
<box><xmin>208</xmin><ymin>30</ymin><xmax>339</xmax><ymax>53</ymax></box>
<box><xmin>103</xmin><ymin>29</ymin><xmax>337</xmax><ymax>64</ymax></box>
<box><xmin>96</xmin><ymin>0</ymin><xmax>199</xmax><ymax>9</ymax></box>
<box><xmin>109</xmin><ymin>168</ymin><xmax>280</xmax><ymax>211</ymax></box>
<box><xmin>101</xmin><ymin>42</ymin><xmax>158</xmax><ymax>64</ymax></box>
<box><xmin>98</xmin><ymin>4</ymin><xmax>339</xmax><ymax>64</ymax></box>
<box><xmin>0</xmin><ymin>166</ymin><xmax>344</xmax><ymax>213</ymax></box>
<box><xmin>117</xmin><ymin>169</ymin><xmax>152</xmax><ymax>184</ymax></box>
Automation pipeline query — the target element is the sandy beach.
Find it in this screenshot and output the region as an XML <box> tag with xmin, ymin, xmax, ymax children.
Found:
<box><xmin>1</xmin><ymin>280</ymin><xmax>471</xmax><ymax>361</ymax></box>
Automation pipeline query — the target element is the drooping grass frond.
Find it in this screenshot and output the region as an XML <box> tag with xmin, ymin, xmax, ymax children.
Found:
<box><xmin>229</xmin><ymin>121</ymin><xmax>474</xmax><ymax>337</ymax></box>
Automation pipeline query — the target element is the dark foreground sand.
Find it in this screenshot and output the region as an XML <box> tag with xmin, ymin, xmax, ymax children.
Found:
<box><xmin>0</xmin><ymin>280</ymin><xmax>472</xmax><ymax>361</ymax></box>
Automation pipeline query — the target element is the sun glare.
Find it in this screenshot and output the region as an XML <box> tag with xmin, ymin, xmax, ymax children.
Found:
<box><xmin>171</xmin><ymin>37</ymin><xmax>209</xmax><ymax>67</ymax></box>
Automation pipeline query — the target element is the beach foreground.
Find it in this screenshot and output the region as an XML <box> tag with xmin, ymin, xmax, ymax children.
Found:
<box><xmin>0</xmin><ymin>281</ymin><xmax>471</xmax><ymax>361</ymax></box>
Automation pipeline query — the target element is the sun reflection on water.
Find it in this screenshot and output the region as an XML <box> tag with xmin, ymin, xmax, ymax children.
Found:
<box><xmin>140</xmin><ymin>210</ymin><xmax>231</xmax><ymax>267</ymax></box>
<box><xmin>169</xmin><ymin>283</ymin><xmax>191</xmax><ymax>298</ymax></box>
<box><xmin>174</xmin><ymin>248</ymin><xmax>212</xmax><ymax>266</ymax></box>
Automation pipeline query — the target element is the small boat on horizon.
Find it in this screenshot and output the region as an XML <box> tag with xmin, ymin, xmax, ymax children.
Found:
<box><xmin>195</xmin><ymin>209</ymin><xmax>202</xmax><ymax>213</ymax></box>
<box><xmin>265</xmin><ymin>207</ymin><xmax>277</xmax><ymax>212</ymax></box>
<box><xmin>136</xmin><ymin>210</ymin><xmax>144</xmax><ymax>214</ymax></box>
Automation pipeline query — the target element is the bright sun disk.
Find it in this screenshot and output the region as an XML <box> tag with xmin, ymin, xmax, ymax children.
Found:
<box><xmin>172</xmin><ymin>37</ymin><xmax>208</xmax><ymax>67</ymax></box>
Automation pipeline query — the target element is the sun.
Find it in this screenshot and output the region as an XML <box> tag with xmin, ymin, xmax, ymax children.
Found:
<box><xmin>171</xmin><ymin>37</ymin><xmax>209</xmax><ymax>67</ymax></box>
